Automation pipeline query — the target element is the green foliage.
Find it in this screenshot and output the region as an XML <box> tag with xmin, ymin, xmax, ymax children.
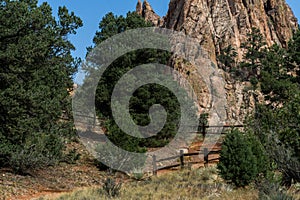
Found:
<box><xmin>217</xmin><ymin>45</ymin><xmax>238</xmax><ymax>72</ymax></box>
<box><xmin>248</xmin><ymin>133</ymin><xmax>270</xmax><ymax>175</ymax></box>
<box><xmin>61</xmin><ymin>148</ymin><xmax>81</xmax><ymax>164</ymax></box>
<box><xmin>256</xmin><ymin>177</ymin><xmax>294</xmax><ymax>200</ymax></box>
<box><xmin>256</xmin><ymin>28</ymin><xmax>300</xmax><ymax>103</ymax></box>
<box><xmin>248</xmin><ymin>103</ymin><xmax>300</xmax><ymax>186</ymax></box>
<box><xmin>238</xmin><ymin>28</ymin><xmax>267</xmax><ymax>85</ymax></box>
<box><xmin>88</xmin><ymin>12</ymin><xmax>152</xmax><ymax>52</ymax></box>
<box><xmin>240</xmin><ymin>28</ymin><xmax>266</xmax><ymax>68</ymax></box>
<box><xmin>244</xmin><ymin>28</ymin><xmax>300</xmax><ymax>186</ymax></box>
<box><xmin>232</xmin><ymin>27</ymin><xmax>300</xmax><ymax>187</ymax></box>
<box><xmin>217</xmin><ymin>129</ymin><xmax>269</xmax><ymax>187</ymax></box>
<box><xmin>131</xmin><ymin>172</ymin><xmax>144</xmax><ymax>181</ymax></box>
<box><xmin>197</xmin><ymin>113</ymin><xmax>208</xmax><ymax>133</ymax></box>
<box><xmin>8</xmin><ymin>133</ymin><xmax>64</xmax><ymax>174</ymax></box>
<box><xmin>84</xmin><ymin>11</ymin><xmax>196</xmax><ymax>154</ymax></box>
<box><xmin>0</xmin><ymin>0</ymin><xmax>82</xmax><ymax>173</ymax></box>
<box><xmin>288</xmin><ymin>28</ymin><xmax>300</xmax><ymax>67</ymax></box>
<box><xmin>131</xmin><ymin>78</ymin><xmax>183</xmax><ymax>147</ymax></box>
<box><xmin>260</xmin><ymin>44</ymin><xmax>298</xmax><ymax>103</ymax></box>
<box><xmin>97</xmin><ymin>50</ymin><xmax>190</xmax><ymax>149</ymax></box>
<box><xmin>102</xmin><ymin>118</ymin><xmax>147</xmax><ymax>153</ymax></box>
<box><xmin>102</xmin><ymin>177</ymin><xmax>122</xmax><ymax>197</ymax></box>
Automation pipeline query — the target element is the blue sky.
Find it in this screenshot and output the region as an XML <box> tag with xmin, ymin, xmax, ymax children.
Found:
<box><xmin>37</xmin><ymin>0</ymin><xmax>299</xmax><ymax>83</ymax></box>
<box><xmin>38</xmin><ymin>0</ymin><xmax>170</xmax><ymax>60</ymax></box>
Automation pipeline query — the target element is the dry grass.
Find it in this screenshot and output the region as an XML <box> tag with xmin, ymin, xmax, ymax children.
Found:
<box><xmin>39</xmin><ymin>166</ymin><xmax>259</xmax><ymax>200</ymax></box>
<box><xmin>0</xmin><ymin>141</ymin><xmax>106</xmax><ymax>200</ymax></box>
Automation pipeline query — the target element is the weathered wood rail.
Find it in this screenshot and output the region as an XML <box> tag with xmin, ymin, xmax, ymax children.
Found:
<box><xmin>195</xmin><ymin>124</ymin><xmax>244</xmax><ymax>138</ymax></box>
<box><xmin>74</xmin><ymin>119</ymin><xmax>244</xmax><ymax>175</ymax></box>
<box><xmin>152</xmin><ymin>124</ymin><xmax>244</xmax><ymax>175</ymax></box>
<box><xmin>152</xmin><ymin>148</ymin><xmax>221</xmax><ymax>175</ymax></box>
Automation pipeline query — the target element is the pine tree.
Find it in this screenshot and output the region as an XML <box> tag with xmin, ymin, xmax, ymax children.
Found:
<box><xmin>260</xmin><ymin>44</ymin><xmax>296</xmax><ymax>103</ymax></box>
<box><xmin>246</xmin><ymin>28</ymin><xmax>300</xmax><ymax>186</ymax></box>
<box><xmin>239</xmin><ymin>28</ymin><xmax>267</xmax><ymax>87</ymax></box>
<box><xmin>217</xmin><ymin>129</ymin><xmax>269</xmax><ymax>187</ymax></box>
<box><xmin>83</xmin><ymin>11</ymin><xmax>196</xmax><ymax>153</ymax></box>
<box><xmin>288</xmin><ymin>28</ymin><xmax>300</xmax><ymax>68</ymax></box>
<box><xmin>217</xmin><ymin>45</ymin><xmax>238</xmax><ymax>72</ymax></box>
<box><xmin>0</xmin><ymin>0</ymin><xmax>82</xmax><ymax>173</ymax></box>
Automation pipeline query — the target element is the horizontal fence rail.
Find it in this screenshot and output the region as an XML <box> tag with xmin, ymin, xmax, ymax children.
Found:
<box><xmin>152</xmin><ymin>148</ymin><xmax>221</xmax><ymax>176</ymax></box>
<box><xmin>71</xmin><ymin>118</ymin><xmax>243</xmax><ymax>176</ymax></box>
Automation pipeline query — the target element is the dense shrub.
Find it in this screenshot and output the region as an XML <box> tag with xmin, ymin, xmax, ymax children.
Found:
<box><xmin>256</xmin><ymin>177</ymin><xmax>294</xmax><ymax>200</ymax></box>
<box><xmin>102</xmin><ymin>177</ymin><xmax>122</xmax><ymax>197</ymax></box>
<box><xmin>8</xmin><ymin>133</ymin><xmax>64</xmax><ymax>174</ymax></box>
<box><xmin>217</xmin><ymin>129</ymin><xmax>269</xmax><ymax>187</ymax></box>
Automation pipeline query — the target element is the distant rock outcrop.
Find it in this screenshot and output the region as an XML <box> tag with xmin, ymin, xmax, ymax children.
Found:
<box><xmin>136</xmin><ymin>0</ymin><xmax>163</xmax><ymax>26</ymax></box>
<box><xmin>163</xmin><ymin>0</ymin><xmax>298</xmax><ymax>61</ymax></box>
<box><xmin>136</xmin><ymin>0</ymin><xmax>298</xmax><ymax>123</ymax></box>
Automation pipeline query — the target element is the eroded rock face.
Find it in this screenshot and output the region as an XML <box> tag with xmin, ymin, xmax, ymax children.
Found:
<box><xmin>136</xmin><ymin>0</ymin><xmax>298</xmax><ymax>124</ymax></box>
<box><xmin>163</xmin><ymin>0</ymin><xmax>298</xmax><ymax>62</ymax></box>
<box><xmin>136</xmin><ymin>0</ymin><xmax>163</xmax><ymax>26</ymax></box>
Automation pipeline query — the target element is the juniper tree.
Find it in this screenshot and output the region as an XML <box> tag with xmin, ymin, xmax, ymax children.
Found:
<box><xmin>0</xmin><ymin>0</ymin><xmax>82</xmax><ymax>173</ymax></box>
<box><xmin>84</xmin><ymin>12</ymin><xmax>196</xmax><ymax>153</ymax></box>
<box><xmin>247</xmin><ymin>28</ymin><xmax>300</xmax><ymax>186</ymax></box>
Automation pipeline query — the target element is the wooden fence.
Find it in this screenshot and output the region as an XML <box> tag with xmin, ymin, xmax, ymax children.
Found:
<box><xmin>195</xmin><ymin>124</ymin><xmax>244</xmax><ymax>137</ymax></box>
<box><xmin>152</xmin><ymin>124</ymin><xmax>244</xmax><ymax>175</ymax></box>
<box><xmin>73</xmin><ymin>119</ymin><xmax>244</xmax><ymax>175</ymax></box>
<box><xmin>152</xmin><ymin>148</ymin><xmax>221</xmax><ymax>176</ymax></box>
<box><xmin>72</xmin><ymin>112</ymin><xmax>244</xmax><ymax>134</ymax></box>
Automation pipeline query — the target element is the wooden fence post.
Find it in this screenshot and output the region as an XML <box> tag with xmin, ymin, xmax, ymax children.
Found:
<box><xmin>153</xmin><ymin>155</ymin><xmax>157</xmax><ymax>176</ymax></box>
<box><xmin>202</xmin><ymin>124</ymin><xmax>206</xmax><ymax>138</ymax></box>
<box><xmin>180</xmin><ymin>150</ymin><xmax>184</xmax><ymax>169</ymax></box>
<box><xmin>204</xmin><ymin>148</ymin><xmax>208</xmax><ymax>167</ymax></box>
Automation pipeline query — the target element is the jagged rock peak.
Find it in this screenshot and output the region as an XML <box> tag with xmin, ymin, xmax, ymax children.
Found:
<box><xmin>136</xmin><ymin>0</ymin><xmax>143</xmax><ymax>15</ymax></box>
<box><xmin>164</xmin><ymin>0</ymin><xmax>298</xmax><ymax>61</ymax></box>
<box><xmin>135</xmin><ymin>0</ymin><xmax>163</xmax><ymax>26</ymax></box>
<box><xmin>138</xmin><ymin>0</ymin><xmax>298</xmax><ymax>61</ymax></box>
<box><xmin>135</xmin><ymin>0</ymin><xmax>299</xmax><ymax>124</ymax></box>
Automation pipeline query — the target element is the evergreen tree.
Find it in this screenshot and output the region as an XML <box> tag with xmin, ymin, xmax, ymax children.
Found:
<box><xmin>217</xmin><ymin>45</ymin><xmax>238</xmax><ymax>73</ymax></box>
<box><xmin>217</xmin><ymin>129</ymin><xmax>269</xmax><ymax>187</ymax></box>
<box><xmin>0</xmin><ymin>0</ymin><xmax>82</xmax><ymax>173</ymax></box>
<box><xmin>84</xmin><ymin>11</ymin><xmax>196</xmax><ymax>153</ymax></box>
<box><xmin>246</xmin><ymin>28</ymin><xmax>300</xmax><ymax>186</ymax></box>
<box><xmin>288</xmin><ymin>28</ymin><xmax>300</xmax><ymax>68</ymax></box>
<box><xmin>259</xmin><ymin>44</ymin><xmax>297</xmax><ymax>103</ymax></box>
<box><xmin>87</xmin><ymin>12</ymin><xmax>152</xmax><ymax>53</ymax></box>
<box><xmin>240</xmin><ymin>28</ymin><xmax>267</xmax><ymax>87</ymax></box>
<box><xmin>249</xmin><ymin>102</ymin><xmax>300</xmax><ymax>186</ymax></box>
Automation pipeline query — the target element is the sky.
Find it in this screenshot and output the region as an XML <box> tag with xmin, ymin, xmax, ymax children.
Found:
<box><xmin>38</xmin><ymin>0</ymin><xmax>170</xmax><ymax>60</ymax></box>
<box><xmin>37</xmin><ymin>0</ymin><xmax>299</xmax><ymax>83</ymax></box>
